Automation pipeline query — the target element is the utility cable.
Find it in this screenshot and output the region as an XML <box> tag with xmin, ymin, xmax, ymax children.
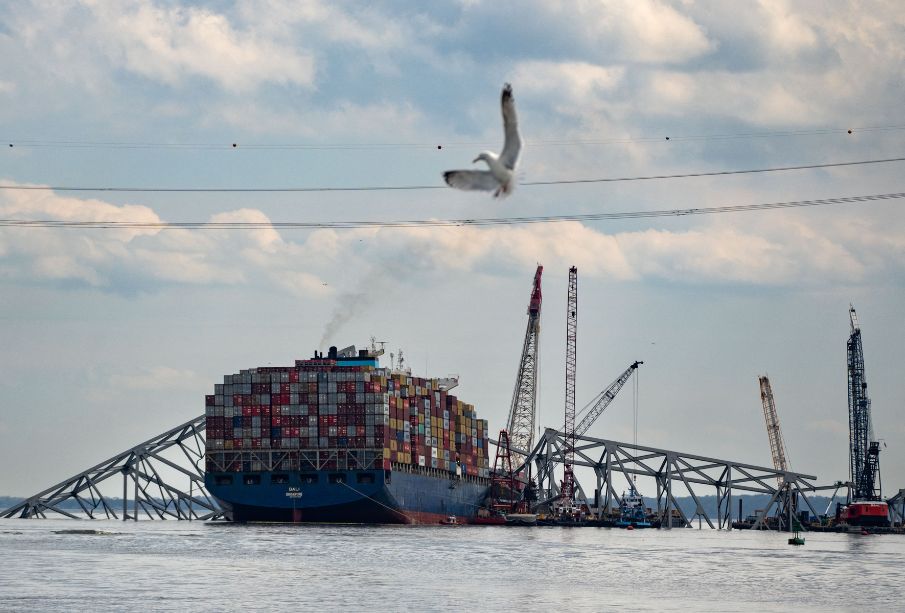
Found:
<box><xmin>1</xmin><ymin>156</ymin><xmax>903</xmax><ymax>194</ymax></box>
<box><xmin>3</xmin><ymin>124</ymin><xmax>904</xmax><ymax>150</ymax></box>
<box><xmin>0</xmin><ymin>192</ymin><xmax>901</xmax><ymax>230</ymax></box>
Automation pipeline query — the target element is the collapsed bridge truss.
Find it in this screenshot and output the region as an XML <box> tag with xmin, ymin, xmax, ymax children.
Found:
<box><xmin>1</xmin><ymin>416</ymin><xmax>222</xmax><ymax>520</ymax></box>
<box><xmin>521</xmin><ymin>428</ymin><xmax>822</xmax><ymax>530</ymax></box>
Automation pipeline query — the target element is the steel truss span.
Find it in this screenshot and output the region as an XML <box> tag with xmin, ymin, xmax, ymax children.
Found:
<box><xmin>522</xmin><ymin>428</ymin><xmax>822</xmax><ymax>530</ymax></box>
<box><xmin>1</xmin><ymin>415</ymin><xmax>223</xmax><ymax>520</ymax></box>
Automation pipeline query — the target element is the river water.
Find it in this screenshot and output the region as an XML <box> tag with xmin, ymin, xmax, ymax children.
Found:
<box><xmin>0</xmin><ymin>518</ymin><xmax>902</xmax><ymax>611</ymax></box>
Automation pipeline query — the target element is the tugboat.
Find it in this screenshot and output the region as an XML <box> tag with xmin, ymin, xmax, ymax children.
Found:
<box><xmin>616</xmin><ymin>483</ymin><xmax>652</xmax><ymax>529</ymax></box>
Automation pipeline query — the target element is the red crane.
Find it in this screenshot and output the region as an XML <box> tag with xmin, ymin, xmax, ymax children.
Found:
<box><xmin>484</xmin><ymin>266</ymin><xmax>542</xmax><ymax>520</ymax></box>
<box><xmin>506</xmin><ymin>265</ymin><xmax>543</xmax><ymax>462</ymax></box>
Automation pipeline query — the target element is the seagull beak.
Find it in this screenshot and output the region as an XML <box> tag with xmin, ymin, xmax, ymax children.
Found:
<box><xmin>472</xmin><ymin>156</ymin><xmax>480</xmax><ymax>164</ymax></box>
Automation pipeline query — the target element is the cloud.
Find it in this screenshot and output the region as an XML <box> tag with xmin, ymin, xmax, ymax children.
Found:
<box><xmin>87</xmin><ymin>1</ymin><xmax>315</xmax><ymax>92</ymax></box>
<box><xmin>0</xmin><ymin>184</ymin><xmax>329</xmax><ymax>291</ymax></box>
<box><xmin>806</xmin><ymin>419</ymin><xmax>848</xmax><ymax>436</ymax></box>
<box><xmin>604</xmin><ymin>0</ymin><xmax>714</xmax><ymax>64</ymax></box>
<box><xmin>212</xmin><ymin>99</ymin><xmax>424</xmax><ymax>139</ymax></box>
<box><xmin>1</xmin><ymin>1</ymin><xmax>315</xmax><ymax>95</ymax></box>
<box><xmin>110</xmin><ymin>366</ymin><xmax>202</xmax><ymax>391</ymax></box>
<box><xmin>512</xmin><ymin>62</ymin><xmax>625</xmax><ymax>100</ymax></box>
<box><xmin>2</xmin><ymin>185</ymin><xmax>903</xmax><ymax>297</ymax></box>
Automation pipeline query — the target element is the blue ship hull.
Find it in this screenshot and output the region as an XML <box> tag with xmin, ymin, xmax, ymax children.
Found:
<box><xmin>206</xmin><ymin>467</ymin><xmax>490</xmax><ymax>524</ymax></box>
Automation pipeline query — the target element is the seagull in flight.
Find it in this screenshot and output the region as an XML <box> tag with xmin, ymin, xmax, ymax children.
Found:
<box><xmin>443</xmin><ymin>83</ymin><xmax>522</xmax><ymax>198</ymax></box>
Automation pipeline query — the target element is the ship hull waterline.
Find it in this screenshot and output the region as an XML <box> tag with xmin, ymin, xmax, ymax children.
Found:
<box><xmin>207</xmin><ymin>467</ymin><xmax>490</xmax><ymax>525</ymax></box>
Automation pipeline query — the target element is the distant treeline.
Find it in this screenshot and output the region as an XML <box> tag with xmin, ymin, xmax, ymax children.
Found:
<box><xmin>651</xmin><ymin>494</ymin><xmax>837</xmax><ymax>521</ymax></box>
<box><xmin>2</xmin><ymin>493</ymin><xmax>839</xmax><ymax>519</ymax></box>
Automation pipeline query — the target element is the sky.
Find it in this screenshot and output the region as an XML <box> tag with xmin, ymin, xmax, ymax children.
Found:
<box><xmin>0</xmin><ymin>0</ymin><xmax>903</xmax><ymax>498</ymax></box>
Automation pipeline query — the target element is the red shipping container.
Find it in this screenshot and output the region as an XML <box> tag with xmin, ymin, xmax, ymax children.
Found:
<box><xmin>205</xmin><ymin>395</ymin><xmax>215</xmax><ymax>406</ymax></box>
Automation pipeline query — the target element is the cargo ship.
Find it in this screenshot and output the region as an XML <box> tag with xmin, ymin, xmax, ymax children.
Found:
<box><xmin>204</xmin><ymin>345</ymin><xmax>491</xmax><ymax>523</ymax></box>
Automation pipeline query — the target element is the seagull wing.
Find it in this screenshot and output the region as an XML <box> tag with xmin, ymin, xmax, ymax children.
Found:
<box><xmin>498</xmin><ymin>83</ymin><xmax>521</xmax><ymax>170</ymax></box>
<box><xmin>443</xmin><ymin>170</ymin><xmax>501</xmax><ymax>192</ymax></box>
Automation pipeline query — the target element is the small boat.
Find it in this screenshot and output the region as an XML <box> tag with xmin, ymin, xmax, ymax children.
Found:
<box><xmin>440</xmin><ymin>516</ymin><xmax>460</xmax><ymax>525</ymax></box>
<box><xmin>788</xmin><ymin>531</ymin><xmax>805</xmax><ymax>545</ymax></box>
<box><xmin>616</xmin><ymin>483</ymin><xmax>652</xmax><ymax>529</ymax></box>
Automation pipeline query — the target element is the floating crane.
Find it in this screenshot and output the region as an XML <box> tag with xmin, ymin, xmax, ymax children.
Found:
<box><xmin>842</xmin><ymin>305</ymin><xmax>889</xmax><ymax>526</ymax></box>
<box><xmin>486</xmin><ymin>266</ymin><xmax>542</xmax><ymax>519</ymax></box>
<box><xmin>505</xmin><ymin>265</ymin><xmax>543</xmax><ymax>462</ymax></box>
<box><xmin>559</xmin><ymin>266</ymin><xmax>578</xmax><ymax>514</ymax></box>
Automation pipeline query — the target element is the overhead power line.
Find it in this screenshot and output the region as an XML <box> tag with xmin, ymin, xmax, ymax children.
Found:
<box><xmin>1</xmin><ymin>156</ymin><xmax>903</xmax><ymax>194</ymax></box>
<box><xmin>1</xmin><ymin>192</ymin><xmax>901</xmax><ymax>230</ymax></box>
<box><xmin>3</xmin><ymin>124</ymin><xmax>905</xmax><ymax>150</ymax></box>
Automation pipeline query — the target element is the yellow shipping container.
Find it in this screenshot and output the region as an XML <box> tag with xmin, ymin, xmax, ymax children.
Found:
<box><xmin>383</xmin><ymin>448</ymin><xmax>391</xmax><ymax>459</ymax></box>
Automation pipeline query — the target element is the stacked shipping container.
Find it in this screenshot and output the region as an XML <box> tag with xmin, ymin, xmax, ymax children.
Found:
<box><xmin>205</xmin><ymin>359</ymin><xmax>490</xmax><ymax>478</ymax></box>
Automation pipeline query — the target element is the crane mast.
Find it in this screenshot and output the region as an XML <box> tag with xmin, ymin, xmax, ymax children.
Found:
<box><xmin>848</xmin><ymin>305</ymin><xmax>881</xmax><ymax>502</ymax></box>
<box><xmin>505</xmin><ymin>265</ymin><xmax>543</xmax><ymax>462</ymax></box>
<box><xmin>573</xmin><ymin>361</ymin><xmax>642</xmax><ymax>438</ymax></box>
<box><xmin>758</xmin><ymin>375</ymin><xmax>789</xmax><ymax>484</ymax></box>
<box><xmin>560</xmin><ymin>266</ymin><xmax>578</xmax><ymax>506</ymax></box>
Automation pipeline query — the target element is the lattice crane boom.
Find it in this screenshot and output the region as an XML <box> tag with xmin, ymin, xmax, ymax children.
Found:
<box><xmin>561</xmin><ymin>266</ymin><xmax>578</xmax><ymax>505</ymax></box>
<box><xmin>505</xmin><ymin>265</ymin><xmax>543</xmax><ymax>461</ymax></box>
<box><xmin>848</xmin><ymin>305</ymin><xmax>881</xmax><ymax>501</ymax></box>
<box><xmin>572</xmin><ymin>361</ymin><xmax>642</xmax><ymax>438</ymax></box>
<box><xmin>758</xmin><ymin>375</ymin><xmax>789</xmax><ymax>485</ymax></box>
